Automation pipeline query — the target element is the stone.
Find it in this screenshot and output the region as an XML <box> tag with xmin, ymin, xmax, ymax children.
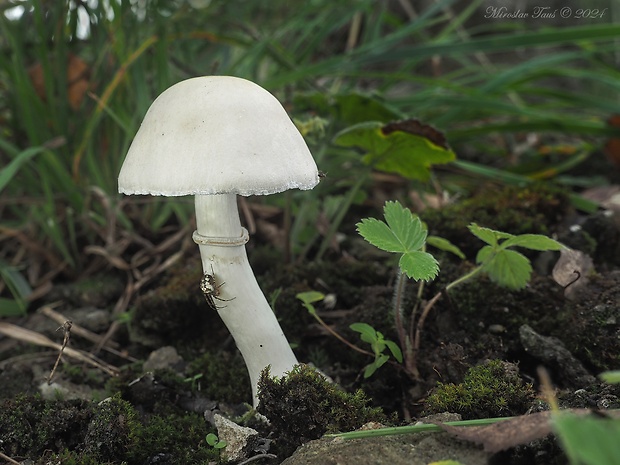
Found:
<box><xmin>214</xmin><ymin>413</ymin><xmax>259</xmax><ymax>462</ymax></box>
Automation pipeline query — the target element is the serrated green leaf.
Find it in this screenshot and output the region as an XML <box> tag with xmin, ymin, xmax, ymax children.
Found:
<box><xmin>383</xmin><ymin>201</ymin><xmax>427</xmax><ymax>251</ymax></box>
<box><xmin>468</xmin><ymin>223</ymin><xmax>514</xmax><ymax>246</ymax></box>
<box><xmin>475</xmin><ymin>245</ymin><xmax>494</xmax><ymax>265</ymax></box>
<box><xmin>427</xmin><ymin>235</ymin><xmax>466</xmax><ymax>259</ymax></box>
<box><xmin>482</xmin><ymin>249</ymin><xmax>532</xmax><ymax>290</ymax></box>
<box><xmin>399</xmin><ymin>251</ymin><xmax>439</xmax><ymax>281</ymax></box>
<box><xmin>501</xmin><ymin>234</ymin><xmax>564</xmax><ymax>251</ymax></box>
<box><xmin>356</xmin><ymin>218</ymin><xmax>405</xmax><ymax>253</ymax></box>
<box><xmin>334</xmin><ymin>121</ymin><xmax>455</xmax><ymax>181</ymax></box>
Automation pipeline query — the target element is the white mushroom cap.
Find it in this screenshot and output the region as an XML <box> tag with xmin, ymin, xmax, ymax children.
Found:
<box><xmin>118</xmin><ymin>76</ymin><xmax>319</xmax><ymax>197</ymax></box>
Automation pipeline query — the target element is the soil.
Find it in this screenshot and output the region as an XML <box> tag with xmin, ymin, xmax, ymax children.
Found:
<box><xmin>1</xmin><ymin>182</ymin><xmax>619</xmax><ymax>464</ymax></box>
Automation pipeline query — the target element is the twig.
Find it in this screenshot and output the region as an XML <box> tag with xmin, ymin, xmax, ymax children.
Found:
<box><xmin>238</xmin><ymin>453</ymin><xmax>278</xmax><ymax>464</ymax></box>
<box><xmin>0</xmin><ymin>322</ymin><xmax>119</xmax><ymax>376</ymax></box>
<box><xmin>47</xmin><ymin>320</ymin><xmax>72</xmax><ymax>384</ymax></box>
<box><xmin>0</xmin><ymin>451</ymin><xmax>21</xmax><ymax>465</ymax></box>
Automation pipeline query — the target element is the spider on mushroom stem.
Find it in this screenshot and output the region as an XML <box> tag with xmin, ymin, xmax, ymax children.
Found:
<box><xmin>200</xmin><ymin>265</ymin><xmax>235</xmax><ymax>310</ymax></box>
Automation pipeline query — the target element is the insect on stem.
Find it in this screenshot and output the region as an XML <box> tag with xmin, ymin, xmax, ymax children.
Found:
<box><xmin>200</xmin><ymin>265</ymin><xmax>235</xmax><ymax>310</ymax></box>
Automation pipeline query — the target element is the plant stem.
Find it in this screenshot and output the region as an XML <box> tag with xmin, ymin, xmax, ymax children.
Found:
<box><xmin>392</xmin><ymin>269</ymin><xmax>416</xmax><ymax>377</ymax></box>
<box><xmin>446</xmin><ymin>265</ymin><xmax>483</xmax><ymax>292</ymax></box>
<box><xmin>310</xmin><ymin>312</ymin><xmax>375</xmax><ymax>358</ymax></box>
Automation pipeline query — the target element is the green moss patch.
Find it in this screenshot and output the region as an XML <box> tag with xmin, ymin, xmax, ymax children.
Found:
<box><xmin>424</xmin><ymin>360</ymin><xmax>535</xmax><ymax>419</ymax></box>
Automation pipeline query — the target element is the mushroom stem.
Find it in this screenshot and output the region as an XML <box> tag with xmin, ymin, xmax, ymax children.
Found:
<box><xmin>193</xmin><ymin>194</ymin><xmax>298</xmax><ymax>405</ymax></box>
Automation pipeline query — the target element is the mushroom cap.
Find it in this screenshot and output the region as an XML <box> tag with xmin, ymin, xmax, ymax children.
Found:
<box><xmin>118</xmin><ymin>76</ymin><xmax>319</xmax><ymax>196</ymax></box>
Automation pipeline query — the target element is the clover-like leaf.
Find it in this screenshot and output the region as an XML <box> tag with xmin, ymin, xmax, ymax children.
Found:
<box><xmin>358</xmin><ymin>201</ymin><xmax>439</xmax><ymax>282</ymax></box>
<box><xmin>357</xmin><ymin>201</ymin><xmax>427</xmax><ymax>254</ymax></box>
<box><xmin>356</xmin><ymin>217</ymin><xmax>404</xmax><ymax>253</ymax></box>
<box><xmin>480</xmin><ymin>248</ymin><xmax>532</xmax><ymax>290</ymax></box>
<box><xmin>501</xmin><ymin>234</ymin><xmax>564</xmax><ymax>251</ymax></box>
<box><xmin>399</xmin><ymin>251</ymin><xmax>439</xmax><ymax>281</ymax></box>
<box><xmin>469</xmin><ymin>223</ymin><xmax>514</xmax><ymax>246</ymax></box>
<box><xmin>383</xmin><ymin>200</ymin><xmax>427</xmax><ymax>251</ymax></box>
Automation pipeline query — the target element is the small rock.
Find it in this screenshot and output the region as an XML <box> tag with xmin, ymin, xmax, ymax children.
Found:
<box><xmin>143</xmin><ymin>346</ymin><xmax>185</xmax><ymax>373</ymax></box>
<box><xmin>519</xmin><ymin>324</ymin><xmax>596</xmax><ymax>387</ymax></box>
<box><xmin>214</xmin><ymin>413</ymin><xmax>259</xmax><ymax>462</ymax></box>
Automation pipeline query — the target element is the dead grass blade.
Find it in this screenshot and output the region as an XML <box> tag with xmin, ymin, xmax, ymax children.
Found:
<box><xmin>0</xmin><ymin>322</ymin><xmax>119</xmax><ymax>377</ymax></box>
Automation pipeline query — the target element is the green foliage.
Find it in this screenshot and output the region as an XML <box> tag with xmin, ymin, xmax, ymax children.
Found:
<box><xmin>599</xmin><ymin>371</ymin><xmax>620</xmax><ymax>384</ymax></box>
<box><xmin>356</xmin><ymin>200</ymin><xmax>439</xmax><ymax>281</ymax></box>
<box><xmin>350</xmin><ymin>322</ymin><xmax>403</xmax><ymax>378</ymax></box>
<box><xmin>296</xmin><ymin>290</ymin><xmax>326</xmax><ymax>316</ymax></box>
<box><xmin>0</xmin><ymin>260</ymin><xmax>32</xmax><ymax>316</ymax></box>
<box><xmin>469</xmin><ymin>223</ymin><xmax>564</xmax><ymax>290</ymax></box>
<box><xmin>205</xmin><ymin>432</ymin><xmax>227</xmax><ymax>449</ymax></box>
<box><xmin>553</xmin><ymin>413</ymin><xmax>620</xmax><ymax>465</ymax></box>
<box><xmin>334</xmin><ymin>120</ymin><xmax>455</xmax><ymax>181</ymax></box>
<box><xmin>258</xmin><ymin>364</ymin><xmax>385</xmax><ymax>457</ymax></box>
<box><xmin>424</xmin><ymin>360</ymin><xmax>535</xmax><ymax>420</ymax></box>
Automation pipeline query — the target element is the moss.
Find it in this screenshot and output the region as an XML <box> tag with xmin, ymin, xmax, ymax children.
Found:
<box><xmin>258</xmin><ymin>364</ymin><xmax>386</xmax><ymax>457</ymax></box>
<box><xmin>0</xmin><ymin>394</ymin><xmax>92</xmax><ymax>457</ymax></box>
<box><xmin>82</xmin><ymin>394</ymin><xmax>141</xmax><ymax>461</ymax></box>
<box><xmin>424</xmin><ymin>360</ymin><xmax>535</xmax><ymax>420</ymax></box>
<box><xmin>126</xmin><ymin>412</ymin><xmax>215</xmax><ymax>464</ymax></box>
<box><xmin>35</xmin><ymin>449</ymin><xmax>118</xmax><ymax>465</ymax></box>
<box><xmin>186</xmin><ymin>350</ymin><xmax>252</xmax><ymax>404</ymax></box>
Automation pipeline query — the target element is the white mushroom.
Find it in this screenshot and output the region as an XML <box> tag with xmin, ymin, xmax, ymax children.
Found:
<box><xmin>118</xmin><ymin>76</ymin><xmax>319</xmax><ymax>405</ymax></box>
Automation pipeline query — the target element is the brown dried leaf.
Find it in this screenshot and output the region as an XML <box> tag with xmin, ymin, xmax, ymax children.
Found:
<box><xmin>436</xmin><ymin>412</ymin><xmax>551</xmax><ymax>453</ymax></box>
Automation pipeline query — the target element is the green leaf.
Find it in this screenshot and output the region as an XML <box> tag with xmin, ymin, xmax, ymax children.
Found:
<box><xmin>501</xmin><ymin>234</ymin><xmax>564</xmax><ymax>251</ymax></box>
<box><xmin>350</xmin><ymin>322</ymin><xmax>378</xmax><ymax>344</ymax></box>
<box><xmin>206</xmin><ymin>433</ymin><xmax>219</xmax><ymax>446</ymax></box>
<box><xmin>427</xmin><ymin>235</ymin><xmax>466</xmax><ymax>259</ymax></box>
<box><xmin>383</xmin><ymin>201</ymin><xmax>427</xmax><ymax>251</ymax></box>
<box><xmin>0</xmin><ymin>262</ymin><xmax>31</xmax><ymax>316</ymax></box>
<box><xmin>384</xmin><ymin>340</ymin><xmax>403</xmax><ymax>363</ymax></box>
<box><xmin>358</xmin><ymin>200</ymin><xmax>438</xmax><ymax>281</ymax></box>
<box><xmin>296</xmin><ymin>291</ymin><xmax>325</xmax><ymax>316</ymax></box>
<box><xmin>364</xmin><ymin>354</ymin><xmax>389</xmax><ymax>378</ymax></box>
<box><xmin>599</xmin><ymin>371</ymin><xmax>620</xmax><ymax>384</ymax></box>
<box><xmin>399</xmin><ymin>251</ymin><xmax>439</xmax><ymax>282</ymax></box>
<box><xmin>356</xmin><ymin>217</ymin><xmax>404</xmax><ymax>253</ymax></box>
<box><xmin>356</xmin><ymin>201</ymin><xmax>427</xmax><ymax>254</ymax></box>
<box><xmin>0</xmin><ymin>145</ymin><xmax>47</xmax><ymax>193</ymax></box>
<box><xmin>0</xmin><ymin>298</ymin><xmax>27</xmax><ymax>317</ymax></box>
<box><xmin>468</xmin><ymin>223</ymin><xmax>514</xmax><ymax>246</ymax></box>
<box><xmin>296</xmin><ymin>291</ymin><xmax>325</xmax><ymax>305</ymax></box>
<box><xmin>334</xmin><ymin>120</ymin><xmax>455</xmax><ymax>181</ymax></box>
<box><xmin>553</xmin><ymin>413</ymin><xmax>620</xmax><ymax>465</ymax></box>
<box><xmin>481</xmin><ymin>249</ymin><xmax>532</xmax><ymax>290</ymax></box>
